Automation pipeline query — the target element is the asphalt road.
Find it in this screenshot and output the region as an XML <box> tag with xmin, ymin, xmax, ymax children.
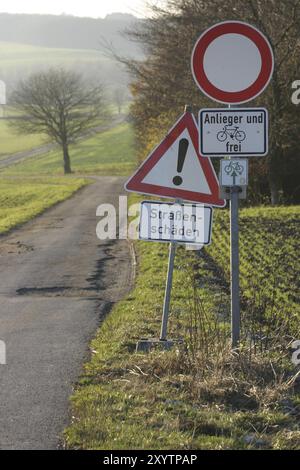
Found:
<box><xmin>0</xmin><ymin>177</ymin><xmax>133</xmax><ymax>449</ymax></box>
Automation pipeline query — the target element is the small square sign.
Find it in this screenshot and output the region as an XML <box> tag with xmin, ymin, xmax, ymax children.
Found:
<box><xmin>220</xmin><ymin>159</ymin><xmax>248</xmax><ymax>187</ymax></box>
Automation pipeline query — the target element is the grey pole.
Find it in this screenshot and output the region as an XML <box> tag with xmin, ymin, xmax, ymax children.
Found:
<box><xmin>227</xmin><ymin>103</ymin><xmax>241</xmax><ymax>349</ymax></box>
<box><xmin>160</xmin><ymin>105</ymin><xmax>192</xmax><ymax>342</ymax></box>
<box><xmin>160</xmin><ymin>240</ymin><xmax>177</xmax><ymax>341</ymax></box>
<box><xmin>230</xmin><ymin>186</ymin><xmax>240</xmax><ymax>348</ymax></box>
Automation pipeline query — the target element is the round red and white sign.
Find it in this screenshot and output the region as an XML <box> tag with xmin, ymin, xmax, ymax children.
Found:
<box><xmin>191</xmin><ymin>21</ymin><xmax>274</xmax><ymax>104</ymax></box>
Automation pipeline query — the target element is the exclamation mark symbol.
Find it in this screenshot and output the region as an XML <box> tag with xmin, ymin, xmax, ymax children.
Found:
<box><xmin>172</xmin><ymin>138</ymin><xmax>189</xmax><ymax>186</ymax></box>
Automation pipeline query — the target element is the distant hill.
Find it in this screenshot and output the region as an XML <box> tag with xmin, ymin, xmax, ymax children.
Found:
<box><xmin>0</xmin><ymin>13</ymin><xmax>142</xmax><ymax>55</ymax></box>
<box><xmin>0</xmin><ymin>13</ymin><xmax>143</xmax><ymax>96</ymax></box>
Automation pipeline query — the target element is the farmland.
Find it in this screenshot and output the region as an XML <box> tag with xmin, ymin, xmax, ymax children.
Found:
<box><xmin>208</xmin><ymin>206</ymin><xmax>300</xmax><ymax>328</ymax></box>
<box><xmin>0</xmin><ymin>122</ymin><xmax>135</xmax><ymax>235</ymax></box>
<box><xmin>1</xmin><ymin>122</ymin><xmax>135</xmax><ymax>177</ymax></box>
<box><xmin>0</xmin><ymin>41</ymin><xmax>116</xmax><ymax>83</ymax></box>
<box><xmin>0</xmin><ymin>119</ymin><xmax>45</xmax><ymax>157</ymax></box>
<box><xmin>0</xmin><ymin>41</ymin><xmax>102</xmax><ymax>67</ymax></box>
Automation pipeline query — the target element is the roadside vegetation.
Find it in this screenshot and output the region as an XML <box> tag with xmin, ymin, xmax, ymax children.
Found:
<box><xmin>64</xmin><ymin>202</ymin><xmax>300</xmax><ymax>450</ymax></box>
<box><xmin>0</xmin><ymin>176</ymin><xmax>87</xmax><ymax>234</ymax></box>
<box><xmin>209</xmin><ymin>206</ymin><xmax>300</xmax><ymax>325</ymax></box>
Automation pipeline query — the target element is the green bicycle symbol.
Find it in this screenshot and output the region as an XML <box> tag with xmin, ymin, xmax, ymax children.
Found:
<box><xmin>224</xmin><ymin>161</ymin><xmax>244</xmax><ymax>176</ymax></box>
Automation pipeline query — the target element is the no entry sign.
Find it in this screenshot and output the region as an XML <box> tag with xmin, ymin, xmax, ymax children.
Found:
<box><xmin>191</xmin><ymin>21</ymin><xmax>274</xmax><ymax>104</ymax></box>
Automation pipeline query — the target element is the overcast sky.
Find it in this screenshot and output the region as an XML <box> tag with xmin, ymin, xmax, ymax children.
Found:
<box><xmin>0</xmin><ymin>0</ymin><xmax>152</xmax><ymax>18</ymax></box>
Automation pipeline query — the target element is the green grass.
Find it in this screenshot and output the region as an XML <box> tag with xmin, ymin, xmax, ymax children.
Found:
<box><xmin>0</xmin><ymin>120</ymin><xmax>45</xmax><ymax>157</ymax></box>
<box><xmin>207</xmin><ymin>205</ymin><xmax>300</xmax><ymax>325</ymax></box>
<box><xmin>64</xmin><ymin>201</ymin><xmax>300</xmax><ymax>450</ymax></box>
<box><xmin>2</xmin><ymin>122</ymin><xmax>136</xmax><ymax>176</ymax></box>
<box><xmin>0</xmin><ymin>176</ymin><xmax>88</xmax><ymax>233</ymax></box>
<box><xmin>0</xmin><ymin>121</ymin><xmax>136</xmax><ymax>235</ymax></box>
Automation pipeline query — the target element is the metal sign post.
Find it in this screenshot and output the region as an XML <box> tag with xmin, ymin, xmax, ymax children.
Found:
<box><xmin>160</xmin><ymin>240</ymin><xmax>176</xmax><ymax>341</ymax></box>
<box><xmin>129</xmin><ymin>22</ymin><xmax>274</xmax><ymax>354</ymax></box>
<box><xmin>159</xmin><ymin>206</ymin><xmax>214</xmax><ymax>340</ymax></box>
<box><xmin>161</xmin><ymin>105</ymin><xmax>193</xmax><ymax>342</ymax></box>
<box><xmin>159</xmin><ymin>195</ymin><xmax>182</xmax><ymax>342</ymax></box>
<box><xmin>230</xmin><ymin>185</ymin><xmax>240</xmax><ymax>348</ymax></box>
<box><xmin>227</xmin><ymin>99</ymin><xmax>241</xmax><ymax>349</ymax></box>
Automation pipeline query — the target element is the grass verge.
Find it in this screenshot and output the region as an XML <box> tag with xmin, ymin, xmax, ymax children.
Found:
<box><xmin>0</xmin><ymin>176</ymin><xmax>88</xmax><ymax>234</ymax></box>
<box><xmin>64</xmin><ymin>201</ymin><xmax>300</xmax><ymax>450</ymax></box>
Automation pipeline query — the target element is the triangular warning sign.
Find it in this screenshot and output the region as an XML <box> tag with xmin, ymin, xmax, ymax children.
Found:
<box><xmin>125</xmin><ymin>112</ymin><xmax>225</xmax><ymax>207</ymax></box>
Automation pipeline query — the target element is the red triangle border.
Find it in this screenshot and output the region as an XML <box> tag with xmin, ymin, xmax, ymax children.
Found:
<box><xmin>125</xmin><ymin>112</ymin><xmax>225</xmax><ymax>207</ymax></box>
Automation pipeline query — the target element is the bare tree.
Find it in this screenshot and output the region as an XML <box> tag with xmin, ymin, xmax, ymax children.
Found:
<box><xmin>10</xmin><ymin>68</ymin><xmax>106</xmax><ymax>174</ymax></box>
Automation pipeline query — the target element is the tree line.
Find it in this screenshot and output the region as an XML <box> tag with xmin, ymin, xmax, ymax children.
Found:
<box><xmin>125</xmin><ymin>0</ymin><xmax>300</xmax><ymax>205</ymax></box>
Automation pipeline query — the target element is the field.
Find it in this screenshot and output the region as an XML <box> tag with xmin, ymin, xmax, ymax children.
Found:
<box><xmin>0</xmin><ymin>122</ymin><xmax>136</xmax><ymax>235</ymax></box>
<box><xmin>65</xmin><ymin>200</ymin><xmax>300</xmax><ymax>450</ymax></box>
<box><xmin>208</xmin><ymin>206</ymin><xmax>300</xmax><ymax>326</ymax></box>
<box><xmin>0</xmin><ymin>176</ymin><xmax>88</xmax><ymax>233</ymax></box>
<box><xmin>2</xmin><ymin>122</ymin><xmax>136</xmax><ymax>177</ymax></box>
<box><xmin>0</xmin><ymin>41</ymin><xmax>114</xmax><ymax>75</ymax></box>
<box><xmin>0</xmin><ymin>119</ymin><xmax>45</xmax><ymax>157</ymax></box>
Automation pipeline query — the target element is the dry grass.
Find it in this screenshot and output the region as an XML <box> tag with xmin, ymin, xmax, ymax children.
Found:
<box><xmin>65</xmin><ymin>230</ymin><xmax>300</xmax><ymax>450</ymax></box>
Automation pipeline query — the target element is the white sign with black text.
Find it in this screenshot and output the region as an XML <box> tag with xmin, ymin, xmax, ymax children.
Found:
<box><xmin>199</xmin><ymin>108</ymin><xmax>268</xmax><ymax>157</ymax></box>
<box><xmin>139</xmin><ymin>201</ymin><xmax>213</xmax><ymax>245</ymax></box>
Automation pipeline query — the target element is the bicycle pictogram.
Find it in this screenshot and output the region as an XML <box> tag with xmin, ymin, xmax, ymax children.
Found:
<box><xmin>217</xmin><ymin>126</ymin><xmax>246</xmax><ymax>143</ymax></box>
<box><xmin>224</xmin><ymin>161</ymin><xmax>244</xmax><ymax>176</ymax></box>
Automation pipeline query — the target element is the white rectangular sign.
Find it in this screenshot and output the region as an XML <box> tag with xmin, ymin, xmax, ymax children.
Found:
<box><xmin>139</xmin><ymin>201</ymin><xmax>213</xmax><ymax>245</ymax></box>
<box><xmin>220</xmin><ymin>159</ymin><xmax>248</xmax><ymax>187</ymax></box>
<box><xmin>199</xmin><ymin>108</ymin><xmax>268</xmax><ymax>157</ymax></box>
